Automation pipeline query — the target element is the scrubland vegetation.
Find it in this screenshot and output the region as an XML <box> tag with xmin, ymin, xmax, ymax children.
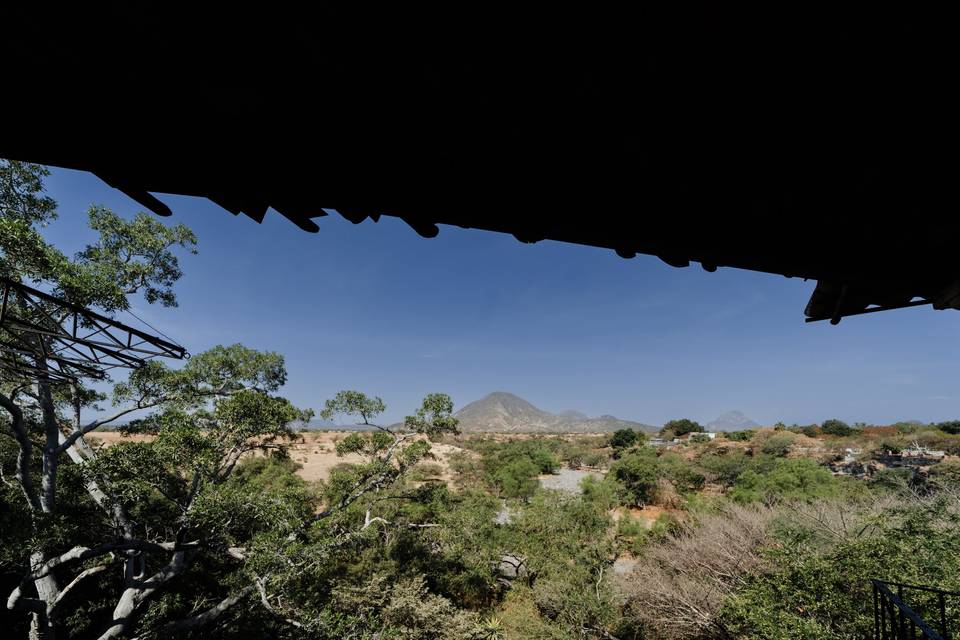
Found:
<box><xmin>4</xmin><ymin>159</ymin><xmax>960</xmax><ymax>638</ymax></box>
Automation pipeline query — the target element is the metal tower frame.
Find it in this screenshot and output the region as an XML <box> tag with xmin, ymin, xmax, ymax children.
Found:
<box><xmin>0</xmin><ymin>277</ymin><xmax>187</xmax><ymax>382</ymax></box>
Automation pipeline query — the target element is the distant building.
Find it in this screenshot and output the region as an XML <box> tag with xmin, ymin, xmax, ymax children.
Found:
<box><xmin>648</xmin><ymin>437</ymin><xmax>680</xmax><ymax>447</ymax></box>
<box><xmin>685</xmin><ymin>432</ymin><xmax>717</xmax><ymax>441</ymax></box>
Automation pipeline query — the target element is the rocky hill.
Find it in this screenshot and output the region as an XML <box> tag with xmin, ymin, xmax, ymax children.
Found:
<box><xmin>706</xmin><ymin>410</ymin><xmax>759</xmax><ymax>431</ymax></box>
<box><xmin>454</xmin><ymin>392</ymin><xmax>655</xmax><ymax>433</ymax></box>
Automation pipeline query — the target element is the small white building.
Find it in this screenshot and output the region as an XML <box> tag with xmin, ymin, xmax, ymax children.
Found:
<box><xmin>686</xmin><ymin>432</ymin><xmax>717</xmax><ymax>441</ymax></box>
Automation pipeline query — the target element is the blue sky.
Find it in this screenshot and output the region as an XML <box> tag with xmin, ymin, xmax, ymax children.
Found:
<box><xmin>38</xmin><ymin>167</ymin><xmax>960</xmax><ymax>427</ymax></box>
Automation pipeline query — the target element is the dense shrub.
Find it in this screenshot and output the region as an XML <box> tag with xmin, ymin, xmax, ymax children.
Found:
<box><xmin>610</xmin><ymin>428</ymin><xmax>640</xmax><ymax>450</ymax></box>
<box><xmin>661</xmin><ymin>419</ymin><xmax>704</xmax><ymax>437</ymax></box>
<box><xmin>759</xmin><ymin>432</ymin><xmax>795</xmax><ymax>457</ymax></box>
<box><xmin>697</xmin><ymin>449</ymin><xmax>750</xmax><ymax>488</ymax></box>
<box><xmin>938</xmin><ymin>421</ymin><xmax>960</xmax><ymax>435</ymax></box>
<box><xmin>800</xmin><ymin>424</ymin><xmax>820</xmax><ymax>438</ymax></box>
<box><xmin>721</xmin><ymin>495</ymin><xmax>960</xmax><ymax>639</ymax></box>
<box><xmin>730</xmin><ymin>458</ymin><xmax>842</xmax><ymax>504</ymax></box>
<box><xmin>608</xmin><ymin>450</ymin><xmax>660</xmax><ymax>507</ymax></box>
<box><xmin>821</xmin><ymin>419</ymin><xmax>854</xmax><ymax>436</ymax></box>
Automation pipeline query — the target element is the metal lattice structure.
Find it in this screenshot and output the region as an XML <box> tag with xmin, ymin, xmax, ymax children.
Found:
<box><xmin>0</xmin><ymin>277</ymin><xmax>187</xmax><ymax>382</ymax></box>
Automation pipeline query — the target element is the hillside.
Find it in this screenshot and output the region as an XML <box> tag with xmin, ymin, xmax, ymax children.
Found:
<box><xmin>706</xmin><ymin>410</ymin><xmax>760</xmax><ymax>431</ymax></box>
<box><xmin>454</xmin><ymin>392</ymin><xmax>655</xmax><ymax>433</ymax></box>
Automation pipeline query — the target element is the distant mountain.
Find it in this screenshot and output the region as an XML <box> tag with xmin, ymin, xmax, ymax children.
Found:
<box><xmin>706</xmin><ymin>410</ymin><xmax>759</xmax><ymax>432</ymax></box>
<box><xmin>454</xmin><ymin>392</ymin><xmax>656</xmax><ymax>433</ymax></box>
<box><xmin>299</xmin><ymin>420</ymin><xmax>379</xmax><ymax>431</ymax></box>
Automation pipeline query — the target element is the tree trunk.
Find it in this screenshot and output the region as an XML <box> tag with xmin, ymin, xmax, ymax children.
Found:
<box><xmin>35</xmin><ymin>377</ymin><xmax>59</xmax><ymax>514</ymax></box>
<box><xmin>29</xmin><ymin>551</ymin><xmax>58</xmax><ymax>640</ymax></box>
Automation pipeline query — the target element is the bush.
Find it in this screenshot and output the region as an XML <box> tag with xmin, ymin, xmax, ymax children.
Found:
<box><xmin>937</xmin><ymin>421</ymin><xmax>960</xmax><ymax>435</ymax></box>
<box><xmin>698</xmin><ymin>449</ymin><xmax>750</xmax><ymax>487</ymax></box>
<box><xmin>719</xmin><ymin>496</ymin><xmax>960</xmax><ymax>638</ymax></box>
<box><xmin>760</xmin><ymin>433</ymin><xmax>795</xmax><ymax>457</ymax></box>
<box><xmin>608</xmin><ymin>450</ymin><xmax>659</xmax><ymax>507</ymax></box>
<box><xmin>730</xmin><ymin>458</ymin><xmax>841</xmax><ymax>504</ymax></box>
<box><xmin>657</xmin><ymin>453</ymin><xmax>706</xmax><ymax>493</ymax></box>
<box><xmin>610</xmin><ymin>428</ymin><xmax>640</xmax><ymax>450</ymax></box>
<box><xmin>581</xmin><ymin>452</ymin><xmax>606</xmax><ymax>468</ymax></box>
<box><xmin>580</xmin><ymin>474</ymin><xmax>619</xmax><ymax>509</ymax></box>
<box><xmin>821</xmin><ymin>419</ymin><xmax>854</xmax><ymax>437</ymax></box>
<box><xmin>493</xmin><ymin>458</ymin><xmax>541</xmax><ymax>499</ymax></box>
<box><xmin>726</xmin><ymin>430</ymin><xmax>755</xmax><ymax>442</ymax></box>
<box><xmin>801</xmin><ymin>425</ymin><xmax>820</xmax><ymax>438</ymax></box>
<box><xmin>928</xmin><ymin>461</ymin><xmax>960</xmax><ymax>490</ymax></box>
<box><xmin>621</xmin><ymin>503</ymin><xmax>777</xmax><ymax>639</ymax></box>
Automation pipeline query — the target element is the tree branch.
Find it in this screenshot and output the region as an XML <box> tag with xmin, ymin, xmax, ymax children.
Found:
<box><xmin>155</xmin><ymin>586</ymin><xmax>254</xmax><ymax>635</ymax></box>
<box><xmin>96</xmin><ymin>549</ymin><xmax>191</xmax><ymax>640</ymax></box>
<box><xmin>0</xmin><ymin>390</ymin><xmax>41</xmax><ymax>510</ymax></box>
<box><xmin>253</xmin><ymin>576</ymin><xmax>303</xmax><ymax>629</ymax></box>
<box><xmin>49</xmin><ymin>559</ymin><xmax>114</xmax><ymax>617</ymax></box>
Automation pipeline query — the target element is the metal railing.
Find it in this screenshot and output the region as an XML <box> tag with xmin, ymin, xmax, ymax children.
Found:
<box><xmin>873</xmin><ymin>580</ymin><xmax>960</xmax><ymax>640</ymax></box>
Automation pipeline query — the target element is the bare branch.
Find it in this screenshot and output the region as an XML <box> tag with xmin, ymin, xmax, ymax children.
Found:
<box><xmin>254</xmin><ymin>575</ymin><xmax>303</xmax><ymax>629</ymax></box>
<box><xmin>49</xmin><ymin>559</ymin><xmax>114</xmax><ymax>617</ymax></box>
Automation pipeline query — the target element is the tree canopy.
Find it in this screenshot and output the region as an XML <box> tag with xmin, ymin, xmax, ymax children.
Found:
<box><xmin>660</xmin><ymin>418</ymin><xmax>704</xmax><ymax>437</ymax></box>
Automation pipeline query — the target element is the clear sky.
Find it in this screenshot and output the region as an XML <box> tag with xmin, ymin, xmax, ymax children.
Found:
<box><xmin>37</xmin><ymin>166</ymin><xmax>960</xmax><ymax>427</ymax></box>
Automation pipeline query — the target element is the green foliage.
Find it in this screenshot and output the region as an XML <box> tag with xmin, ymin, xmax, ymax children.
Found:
<box><xmin>720</xmin><ymin>497</ymin><xmax>960</xmax><ymax>639</ymax></box>
<box><xmin>466</xmin><ymin>439</ymin><xmax>561</xmax><ymax>499</ymax></box>
<box><xmin>607</xmin><ymin>449</ymin><xmax>659</xmax><ymax>507</ymax></box>
<box><xmin>74</xmin><ymin>205</ymin><xmax>197</xmax><ymax>308</ymax></box>
<box><xmin>821</xmin><ymin>418</ymin><xmax>854</xmax><ymax>436</ymax></box>
<box><xmin>320</xmin><ymin>390</ymin><xmax>386</xmax><ymax>425</ymax></box>
<box><xmin>657</xmin><ymin>452</ymin><xmax>706</xmax><ymax>493</ymax></box>
<box><xmin>661</xmin><ymin>418</ymin><xmax>704</xmax><ymax>437</ymax></box>
<box><xmin>800</xmin><ymin>424</ymin><xmax>820</xmax><ymax>438</ymax></box>
<box><xmin>493</xmin><ymin>458</ymin><xmax>541</xmax><ymax>499</ymax></box>
<box><xmin>928</xmin><ymin>461</ymin><xmax>960</xmax><ymax>491</ymax></box>
<box><xmin>405</xmin><ymin>393</ymin><xmax>461</xmax><ymax>438</ymax></box>
<box><xmin>725</xmin><ymin>429</ymin><xmax>755</xmax><ymax>441</ymax></box>
<box><xmin>759</xmin><ymin>432</ymin><xmax>795</xmax><ymax>457</ymax></box>
<box><xmin>937</xmin><ymin>420</ymin><xmax>960</xmax><ymax>435</ymax></box>
<box><xmin>698</xmin><ymin>448</ymin><xmax>750</xmax><ymax>487</ymax></box>
<box><xmin>2</xmin><ymin>159</ymin><xmax>197</xmax><ymax>313</ymax></box>
<box><xmin>870</xmin><ymin>467</ymin><xmax>916</xmax><ymax>492</ymax></box>
<box><xmin>730</xmin><ymin>458</ymin><xmax>842</xmax><ymax>504</ymax></box>
<box><xmin>610</xmin><ymin>428</ymin><xmax>640</xmax><ymax>450</ymax></box>
<box><xmin>580</xmin><ymin>474</ymin><xmax>620</xmax><ymax>510</ymax></box>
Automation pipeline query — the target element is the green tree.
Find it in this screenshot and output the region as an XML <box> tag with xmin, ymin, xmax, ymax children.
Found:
<box><xmin>610</xmin><ymin>428</ymin><xmax>639</xmax><ymax>450</ymax></box>
<box><xmin>730</xmin><ymin>458</ymin><xmax>842</xmax><ymax>504</ymax></box>
<box><xmin>1</xmin><ymin>159</ymin><xmax>201</xmax><ymax>637</ymax></box>
<box><xmin>660</xmin><ymin>418</ymin><xmax>704</xmax><ymax>437</ymax></box>
<box><xmin>936</xmin><ymin>420</ymin><xmax>960</xmax><ymax>435</ymax></box>
<box><xmin>820</xmin><ymin>419</ymin><xmax>854</xmax><ymax>436</ymax></box>
<box><xmin>607</xmin><ymin>450</ymin><xmax>659</xmax><ymax>507</ymax></box>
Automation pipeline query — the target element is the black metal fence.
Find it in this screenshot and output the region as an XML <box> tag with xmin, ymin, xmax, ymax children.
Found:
<box><xmin>873</xmin><ymin>580</ymin><xmax>960</xmax><ymax>640</ymax></box>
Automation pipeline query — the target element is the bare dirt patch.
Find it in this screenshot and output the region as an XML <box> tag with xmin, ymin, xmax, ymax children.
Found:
<box><xmin>610</xmin><ymin>505</ymin><xmax>671</xmax><ymax>529</ymax></box>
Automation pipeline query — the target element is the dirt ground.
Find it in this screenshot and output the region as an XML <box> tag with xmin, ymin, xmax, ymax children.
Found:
<box><xmin>609</xmin><ymin>505</ymin><xmax>674</xmax><ymax>529</ymax></box>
